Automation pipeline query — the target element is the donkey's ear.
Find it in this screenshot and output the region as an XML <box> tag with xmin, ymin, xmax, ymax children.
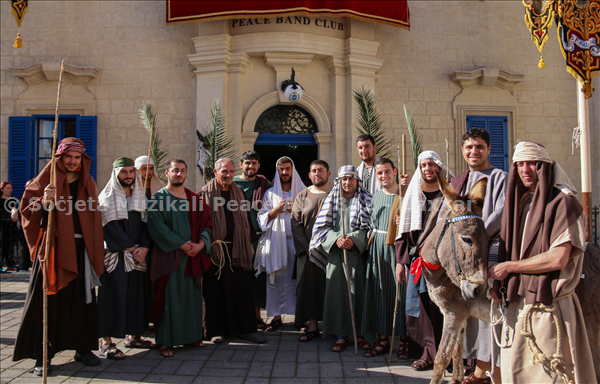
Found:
<box><xmin>466</xmin><ymin>177</ymin><xmax>488</xmax><ymax>212</ymax></box>
<box><xmin>436</xmin><ymin>169</ymin><xmax>460</xmax><ymax>203</ymax></box>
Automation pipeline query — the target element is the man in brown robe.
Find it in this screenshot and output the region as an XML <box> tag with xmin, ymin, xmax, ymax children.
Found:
<box><xmin>13</xmin><ymin>138</ymin><xmax>104</xmax><ymax>376</ymax></box>
<box><xmin>291</xmin><ymin>160</ymin><xmax>333</xmax><ymax>342</ymax></box>
<box><xmin>200</xmin><ymin>158</ymin><xmax>266</xmax><ymax>344</ymax></box>
<box><xmin>489</xmin><ymin>141</ymin><xmax>596</xmax><ymax>384</ymax></box>
<box><xmin>394</xmin><ymin>151</ymin><xmax>450</xmax><ymax>371</ymax></box>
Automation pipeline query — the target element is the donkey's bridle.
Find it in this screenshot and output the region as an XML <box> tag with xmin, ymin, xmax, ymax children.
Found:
<box><xmin>435</xmin><ymin>213</ymin><xmax>487</xmax><ymax>285</ymax></box>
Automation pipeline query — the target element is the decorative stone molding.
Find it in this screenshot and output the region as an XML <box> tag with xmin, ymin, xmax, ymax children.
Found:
<box><xmin>450</xmin><ymin>67</ymin><xmax>524</xmax><ymax>90</ymax></box>
<box><xmin>242</xmin><ymin>91</ymin><xmax>331</xmax><ymax>134</ymax></box>
<box><xmin>10</xmin><ymin>61</ymin><xmax>99</xmax><ymax>85</ymax></box>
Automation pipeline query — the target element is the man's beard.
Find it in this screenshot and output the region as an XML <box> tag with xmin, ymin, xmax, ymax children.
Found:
<box><xmin>313</xmin><ymin>178</ymin><xmax>326</xmax><ymax>187</ymax></box>
<box><xmin>119</xmin><ymin>178</ymin><xmax>134</xmax><ymax>187</ymax></box>
<box><xmin>243</xmin><ymin>169</ymin><xmax>256</xmax><ymax>178</ymax></box>
<box><xmin>169</xmin><ymin>176</ymin><xmax>185</xmax><ymax>187</ymax></box>
<box><xmin>422</xmin><ymin>175</ymin><xmax>438</xmax><ymax>184</ymax></box>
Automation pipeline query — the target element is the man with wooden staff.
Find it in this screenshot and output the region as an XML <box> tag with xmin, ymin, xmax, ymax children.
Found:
<box><xmin>135</xmin><ymin>155</ymin><xmax>164</xmax><ymax>198</ymax></box>
<box><xmin>310</xmin><ymin>165</ymin><xmax>372</xmax><ymax>352</ymax></box>
<box><xmin>362</xmin><ymin>158</ymin><xmax>409</xmax><ymax>358</ymax></box>
<box><xmin>13</xmin><ymin>138</ymin><xmax>104</xmax><ymax>375</ymax></box>
<box><xmin>394</xmin><ymin>151</ymin><xmax>452</xmax><ymax>370</ymax></box>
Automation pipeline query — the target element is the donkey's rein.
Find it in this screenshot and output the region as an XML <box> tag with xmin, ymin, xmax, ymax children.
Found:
<box><xmin>435</xmin><ymin>213</ymin><xmax>487</xmax><ymax>285</ymax></box>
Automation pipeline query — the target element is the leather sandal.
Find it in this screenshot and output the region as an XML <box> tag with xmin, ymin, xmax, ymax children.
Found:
<box><xmin>299</xmin><ymin>330</ymin><xmax>320</xmax><ymax>342</ymax></box>
<box><xmin>462</xmin><ymin>373</ymin><xmax>491</xmax><ymax>384</ymax></box>
<box><xmin>357</xmin><ymin>339</ymin><xmax>373</xmax><ymax>350</ymax></box>
<box><xmin>331</xmin><ymin>337</ymin><xmax>348</xmax><ymax>352</ymax></box>
<box><xmin>99</xmin><ymin>343</ymin><xmax>125</xmax><ymax>360</ymax></box>
<box><xmin>397</xmin><ymin>337</ymin><xmax>409</xmax><ymax>360</ymax></box>
<box><xmin>124</xmin><ymin>336</ymin><xmax>155</xmax><ymax>349</ymax></box>
<box><xmin>266</xmin><ymin>317</ymin><xmax>283</xmax><ymax>331</ymax></box>
<box><xmin>185</xmin><ymin>340</ymin><xmax>205</xmax><ymax>348</ymax></box>
<box><xmin>256</xmin><ymin>318</ymin><xmax>267</xmax><ymax>330</ymax></box>
<box><xmin>412</xmin><ymin>358</ymin><xmax>433</xmax><ymax>371</ymax></box>
<box><xmin>363</xmin><ymin>341</ymin><xmax>390</xmax><ymax>358</ymax></box>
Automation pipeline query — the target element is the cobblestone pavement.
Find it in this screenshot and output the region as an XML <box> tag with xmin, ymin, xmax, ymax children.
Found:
<box><xmin>1</xmin><ymin>272</ymin><xmax>452</xmax><ymax>384</ymax></box>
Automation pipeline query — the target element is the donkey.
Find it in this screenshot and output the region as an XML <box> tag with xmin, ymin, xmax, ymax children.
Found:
<box><xmin>417</xmin><ymin>174</ymin><xmax>491</xmax><ymax>384</ymax></box>
<box><xmin>419</xmin><ymin>172</ymin><xmax>600</xmax><ymax>384</ymax></box>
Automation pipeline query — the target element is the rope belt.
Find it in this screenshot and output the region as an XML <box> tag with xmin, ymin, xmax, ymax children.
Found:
<box><xmin>210</xmin><ymin>240</ymin><xmax>233</xmax><ymax>279</ymax></box>
<box><xmin>520</xmin><ymin>291</ymin><xmax>575</xmax><ymax>384</ymax></box>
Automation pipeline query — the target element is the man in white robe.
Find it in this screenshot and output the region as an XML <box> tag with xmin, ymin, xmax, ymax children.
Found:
<box><xmin>256</xmin><ymin>157</ymin><xmax>306</xmax><ymax>330</ymax></box>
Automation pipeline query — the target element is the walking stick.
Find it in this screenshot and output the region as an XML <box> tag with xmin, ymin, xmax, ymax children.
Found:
<box><xmin>339</xmin><ymin>184</ymin><xmax>359</xmax><ymax>354</ymax></box>
<box><xmin>41</xmin><ymin>60</ymin><xmax>65</xmax><ymax>383</ymax></box>
<box><xmin>389</xmin><ymin>135</ymin><xmax>406</xmax><ymax>362</ymax></box>
<box><xmin>445</xmin><ymin>137</ymin><xmax>450</xmax><ymax>181</ymax></box>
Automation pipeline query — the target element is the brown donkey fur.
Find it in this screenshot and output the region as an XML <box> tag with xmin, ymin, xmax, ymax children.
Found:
<box><xmin>420</xmin><ymin>171</ymin><xmax>600</xmax><ymax>384</ymax></box>
<box><xmin>419</xmin><ymin>173</ymin><xmax>490</xmax><ymax>384</ymax></box>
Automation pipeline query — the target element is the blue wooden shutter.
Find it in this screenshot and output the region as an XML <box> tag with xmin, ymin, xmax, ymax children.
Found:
<box><xmin>8</xmin><ymin>116</ymin><xmax>33</xmax><ymax>198</ymax></box>
<box><xmin>77</xmin><ymin>116</ymin><xmax>97</xmax><ymax>180</ymax></box>
<box><xmin>466</xmin><ymin>115</ymin><xmax>508</xmax><ymax>172</ymax></box>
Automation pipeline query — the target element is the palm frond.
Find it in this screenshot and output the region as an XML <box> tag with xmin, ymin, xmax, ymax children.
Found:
<box><xmin>139</xmin><ymin>101</ymin><xmax>169</xmax><ymax>183</ymax></box>
<box><xmin>353</xmin><ymin>86</ymin><xmax>393</xmax><ymax>159</ymax></box>
<box><xmin>198</xmin><ymin>99</ymin><xmax>237</xmax><ymax>182</ymax></box>
<box><xmin>403</xmin><ymin>104</ymin><xmax>422</xmax><ymax>172</ymax></box>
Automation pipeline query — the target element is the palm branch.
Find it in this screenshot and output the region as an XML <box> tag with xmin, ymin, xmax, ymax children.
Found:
<box><xmin>353</xmin><ymin>86</ymin><xmax>393</xmax><ymax>159</ymax></box>
<box><xmin>404</xmin><ymin>104</ymin><xmax>422</xmax><ymax>172</ymax></box>
<box><xmin>139</xmin><ymin>101</ymin><xmax>169</xmax><ymax>183</ymax></box>
<box><xmin>198</xmin><ymin>99</ymin><xmax>237</xmax><ymax>182</ymax></box>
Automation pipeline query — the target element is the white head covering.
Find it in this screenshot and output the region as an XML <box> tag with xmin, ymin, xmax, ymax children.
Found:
<box><xmin>98</xmin><ymin>164</ymin><xmax>147</xmax><ymax>226</ymax></box>
<box><xmin>512</xmin><ymin>141</ymin><xmax>577</xmax><ymax>196</ymax></box>
<box><xmin>255</xmin><ymin>157</ymin><xmax>306</xmax><ymax>276</ymax></box>
<box><xmin>396</xmin><ymin>151</ymin><xmax>453</xmax><ymax>239</ymax></box>
<box><xmin>134</xmin><ymin>156</ymin><xmax>164</xmax><ymax>197</ymax></box>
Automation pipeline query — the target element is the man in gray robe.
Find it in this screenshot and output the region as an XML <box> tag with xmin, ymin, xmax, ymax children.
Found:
<box><xmin>291</xmin><ymin>160</ymin><xmax>333</xmax><ymax>342</ymax></box>
<box><xmin>451</xmin><ymin>128</ymin><xmax>506</xmax><ymax>384</ymax></box>
<box><xmin>97</xmin><ymin>157</ymin><xmax>153</xmax><ymax>360</ymax></box>
<box><xmin>310</xmin><ymin>165</ymin><xmax>372</xmax><ymax>352</ymax></box>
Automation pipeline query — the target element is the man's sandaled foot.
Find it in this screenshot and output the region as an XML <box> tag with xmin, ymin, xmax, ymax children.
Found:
<box><xmin>124</xmin><ymin>336</ymin><xmax>155</xmax><ymax>349</ymax></box>
<box><xmin>412</xmin><ymin>358</ymin><xmax>433</xmax><ymax>371</ymax></box>
<box><xmin>331</xmin><ymin>337</ymin><xmax>347</xmax><ymax>352</ymax></box>
<box><xmin>186</xmin><ymin>340</ymin><xmax>205</xmax><ymax>348</ymax></box>
<box><xmin>397</xmin><ymin>337</ymin><xmax>409</xmax><ymax>360</ymax></box>
<box><xmin>256</xmin><ymin>318</ymin><xmax>267</xmax><ymax>330</ymax></box>
<box><xmin>299</xmin><ymin>330</ymin><xmax>320</xmax><ymax>342</ymax></box>
<box><xmin>74</xmin><ymin>350</ymin><xmax>101</xmax><ymax>366</ymax></box>
<box><xmin>265</xmin><ymin>318</ymin><xmax>283</xmax><ymax>331</ymax></box>
<box><xmin>158</xmin><ymin>345</ymin><xmax>174</xmax><ymax>357</ymax></box>
<box><xmin>357</xmin><ymin>339</ymin><xmax>372</xmax><ymax>350</ymax></box>
<box><xmin>462</xmin><ymin>373</ymin><xmax>491</xmax><ymax>384</ymax></box>
<box><xmin>363</xmin><ymin>341</ymin><xmax>390</xmax><ymax>358</ymax></box>
<box><xmin>99</xmin><ymin>343</ymin><xmax>125</xmax><ymax>360</ymax></box>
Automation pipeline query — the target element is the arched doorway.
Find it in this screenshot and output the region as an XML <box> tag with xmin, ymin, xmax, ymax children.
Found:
<box><xmin>253</xmin><ymin>105</ymin><xmax>318</xmax><ymax>185</ymax></box>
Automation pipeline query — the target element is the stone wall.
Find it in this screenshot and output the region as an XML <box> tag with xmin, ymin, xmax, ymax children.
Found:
<box><xmin>1</xmin><ymin>0</ymin><xmax>198</xmax><ymax>189</ymax></box>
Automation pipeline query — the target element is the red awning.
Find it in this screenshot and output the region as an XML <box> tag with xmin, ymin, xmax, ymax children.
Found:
<box><xmin>166</xmin><ymin>0</ymin><xmax>409</xmax><ymax>29</ymax></box>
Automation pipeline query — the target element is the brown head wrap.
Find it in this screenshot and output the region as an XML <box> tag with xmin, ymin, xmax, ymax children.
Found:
<box><xmin>498</xmin><ymin>142</ymin><xmax>582</xmax><ymax>305</ymax></box>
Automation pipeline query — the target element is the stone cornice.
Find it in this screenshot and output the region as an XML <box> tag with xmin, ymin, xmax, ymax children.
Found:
<box><xmin>10</xmin><ymin>61</ymin><xmax>99</xmax><ymax>85</ymax></box>
<box><xmin>450</xmin><ymin>67</ymin><xmax>524</xmax><ymax>90</ymax></box>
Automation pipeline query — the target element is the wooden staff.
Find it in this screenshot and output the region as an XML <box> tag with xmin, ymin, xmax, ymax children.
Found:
<box><xmin>40</xmin><ymin>60</ymin><xmax>65</xmax><ymax>384</ymax></box>
<box><xmin>445</xmin><ymin>137</ymin><xmax>449</xmax><ymax>181</ymax></box>
<box><xmin>143</xmin><ymin>106</ymin><xmax>154</xmax><ymax>192</ymax></box>
<box><xmin>339</xmin><ymin>184</ymin><xmax>358</xmax><ymax>354</ymax></box>
<box><xmin>389</xmin><ymin>135</ymin><xmax>406</xmax><ymax>362</ymax></box>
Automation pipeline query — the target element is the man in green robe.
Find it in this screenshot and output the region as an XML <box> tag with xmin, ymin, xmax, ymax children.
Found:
<box><xmin>310</xmin><ymin>165</ymin><xmax>373</xmax><ymax>352</ymax></box>
<box><xmin>147</xmin><ymin>159</ymin><xmax>212</xmax><ymax>357</ymax></box>
<box><xmin>233</xmin><ymin>151</ymin><xmax>271</xmax><ymax>329</ymax></box>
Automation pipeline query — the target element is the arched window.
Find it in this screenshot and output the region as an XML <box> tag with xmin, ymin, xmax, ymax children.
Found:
<box><xmin>254</xmin><ymin>105</ymin><xmax>316</xmax><ymax>134</ymax></box>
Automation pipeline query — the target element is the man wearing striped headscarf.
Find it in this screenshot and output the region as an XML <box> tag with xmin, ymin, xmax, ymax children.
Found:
<box><xmin>310</xmin><ymin>165</ymin><xmax>373</xmax><ymax>352</ymax></box>
<box><xmin>97</xmin><ymin>157</ymin><xmax>153</xmax><ymax>360</ymax></box>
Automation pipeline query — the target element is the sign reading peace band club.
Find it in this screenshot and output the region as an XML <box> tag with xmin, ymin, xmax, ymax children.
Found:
<box><xmin>166</xmin><ymin>0</ymin><xmax>410</xmax><ymax>29</ymax></box>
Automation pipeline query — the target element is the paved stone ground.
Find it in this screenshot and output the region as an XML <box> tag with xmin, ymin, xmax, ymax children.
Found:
<box><xmin>1</xmin><ymin>272</ymin><xmax>454</xmax><ymax>384</ymax></box>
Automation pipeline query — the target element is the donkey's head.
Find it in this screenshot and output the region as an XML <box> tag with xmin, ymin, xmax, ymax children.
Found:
<box><xmin>427</xmin><ymin>170</ymin><xmax>490</xmax><ymax>300</ymax></box>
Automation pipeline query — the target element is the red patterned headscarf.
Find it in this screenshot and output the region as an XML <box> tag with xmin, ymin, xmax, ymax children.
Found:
<box><xmin>56</xmin><ymin>138</ymin><xmax>86</xmax><ymax>155</ymax></box>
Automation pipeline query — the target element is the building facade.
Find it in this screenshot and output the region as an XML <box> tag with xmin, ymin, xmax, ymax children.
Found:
<box><xmin>1</xmin><ymin>1</ymin><xmax>598</xmax><ymax>204</ymax></box>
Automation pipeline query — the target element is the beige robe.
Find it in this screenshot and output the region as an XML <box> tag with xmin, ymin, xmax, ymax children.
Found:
<box><xmin>500</xmin><ymin>205</ymin><xmax>596</xmax><ymax>384</ymax></box>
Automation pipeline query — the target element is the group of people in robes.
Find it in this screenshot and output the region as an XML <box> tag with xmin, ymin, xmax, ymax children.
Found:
<box><xmin>10</xmin><ymin>132</ymin><xmax>597</xmax><ymax>384</ymax></box>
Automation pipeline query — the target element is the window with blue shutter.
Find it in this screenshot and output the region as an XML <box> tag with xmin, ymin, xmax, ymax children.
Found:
<box><xmin>7</xmin><ymin>115</ymin><xmax>97</xmax><ymax>198</ymax></box>
<box><xmin>466</xmin><ymin>115</ymin><xmax>509</xmax><ymax>171</ymax></box>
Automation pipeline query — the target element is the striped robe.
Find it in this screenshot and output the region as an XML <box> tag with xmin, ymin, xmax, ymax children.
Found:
<box><xmin>362</xmin><ymin>190</ymin><xmax>406</xmax><ymax>337</ymax></box>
